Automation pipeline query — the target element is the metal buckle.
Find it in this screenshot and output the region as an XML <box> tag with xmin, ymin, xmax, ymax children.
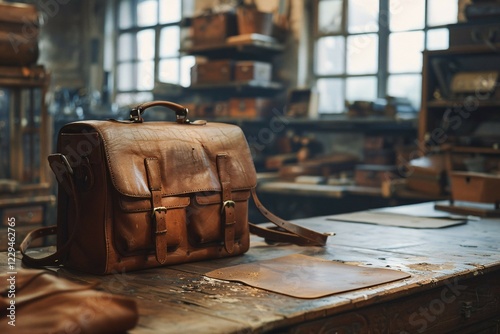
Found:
<box><xmin>60</xmin><ymin>154</ymin><xmax>74</xmax><ymax>175</ymax></box>
<box><xmin>151</xmin><ymin>206</ymin><xmax>167</xmax><ymax>217</ymax></box>
<box><xmin>129</xmin><ymin>107</ymin><xmax>144</xmax><ymax>123</ymax></box>
<box><xmin>221</xmin><ymin>200</ymin><xmax>235</xmax><ymax>213</ymax></box>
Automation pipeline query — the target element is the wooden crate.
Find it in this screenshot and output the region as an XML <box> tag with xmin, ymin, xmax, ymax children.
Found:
<box><xmin>234</xmin><ymin>61</ymin><xmax>272</xmax><ymax>82</ymax></box>
<box><xmin>192</xmin><ymin>12</ymin><xmax>238</xmax><ymax>45</ymax></box>
<box><xmin>229</xmin><ymin>98</ymin><xmax>273</xmax><ymax>118</ymax></box>
<box><xmin>191</xmin><ymin>60</ymin><xmax>233</xmax><ymax>85</ymax></box>
<box><xmin>450</xmin><ymin>171</ymin><xmax>500</xmax><ymax>203</ymax></box>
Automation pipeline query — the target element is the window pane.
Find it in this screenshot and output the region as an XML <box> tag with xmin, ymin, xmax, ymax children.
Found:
<box><xmin>137</xmin><ymin>29</ymin><xmax>155</xmax><ymax>60</ymax></box>
<box><xmin>180</xmin><ymin>56</ymin><xmax>195</xmax><ymax>87</ymax></box>
<box><xmin>389</xmin><ymin>31</ymin><xmax>424</xmax><ymax>73</ymax></box>
<box><xmin>318</xmin><ymin>0</ymin><xmax>343</xmax><ymax>34</ymax></box>
<box><xmin>116</xmin><ymin>92</ymin><xmax>154</xmax><ymax>107</ymax></box>
<box><xmin>427</xmin><ymin>0</ymin><xmax>458</xmax><ymax>26</ymax></box>
<box><xmin>316</xmin><ymin>36</ymin><xmax>345</xmax><ymax>75</ymax></box>
<box><xmin>117</xmin><ymin>62</ymin><xmax>134</xmax><ymax>91</ymax></box>
<box><xmin>137</xmin><ymin>60</ymin><xmax>155</xmax><ymax>90</ymax></box>
<box><xmin>427</xmin><ymin>28</ymin><xmax>449</xmax><ymax>51</ymax></box>
<box><xmin>347</xmin><ymin>34</ymin><xmax>378</xmax><ymax>75</ymax></box>
<box><xmin>387</xmin><ymin>74</ymin><xmax>422</xmax><ymax>109</ymax></box>
<box><xmin>346</xmin><ymin>76</ymin><xmax>377</xmax><ymax>102</ymax></box>
<box><xmin>389</xmin><ymin>0</ymin><xmax>425</xmax><ymax>32</ymax></box>
<box><xmin>158</xmin><ymin>58</ymin><xmax>179</xmax><ymax>84</ymax></box>
<box><xmin>348</xmin><ymin>0</ymin><xmax>378</xmax><ymax>33</ymax></box>
<box><xmin>137</xmin><ymin>0</ymin><xmax>158</xmax><ymax>27</ymax></box>
<box><xmin>160</xmin><ymin>26</ymin><xmax>180</xmax><ymax>57</ymax></box>
<box><xmin>159</xmin><ymin>0</ymin><xmax>181</xmax><ymax>24</ymax></box>
<box><xmin>117</xmin><ymin>33</ymin><xmax>134</xmax><ymax>61</ymax></box>
<box><xmin>182</xmin><ymin>0</ymin><xmax>195</xmax><ymax>17</ymax></box>
<box><xmin>317</xmin><ymin>78</ymin><xmax>345</xmax><ymax>113</ymax></box>
<box><xmin>118</xmin><ymin>0</ymin><xmax>133</xmax><ymax>29</ymax></box>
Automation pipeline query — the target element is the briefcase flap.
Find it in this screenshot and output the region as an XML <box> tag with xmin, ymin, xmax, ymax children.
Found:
<box><xmin>60</xmin><ymin>121</ymin><xmax>257</xmax><ymax>198</ymax></box>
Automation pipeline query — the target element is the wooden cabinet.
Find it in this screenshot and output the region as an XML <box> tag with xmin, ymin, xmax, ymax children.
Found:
<box><xmin>0</xmin><ymin>65</ymin><xmax>55</xmax><ymax>250</ymax></box>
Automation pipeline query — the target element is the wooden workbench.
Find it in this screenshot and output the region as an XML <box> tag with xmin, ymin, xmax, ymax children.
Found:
<box><xmin>3</xmin><ymin>203</ymin><xmax>500</xmax><ymax>333</ymax></box>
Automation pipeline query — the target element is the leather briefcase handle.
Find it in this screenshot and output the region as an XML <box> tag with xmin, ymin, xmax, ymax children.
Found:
<box><xmin>130</xmin><ymin>100</ymin><xmax>189</xmax><ymax>124</ymax></box>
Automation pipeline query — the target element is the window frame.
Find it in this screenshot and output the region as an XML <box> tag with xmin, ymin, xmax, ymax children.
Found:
<box><xmin>310</xmin><ymin>0</ymin><xmax>456</xmax><ymax>114</ymax></box>
<box><xmin>112</xmin><ymin>0</ymin><xmax>192</xmax><ymax>103</ymax></box>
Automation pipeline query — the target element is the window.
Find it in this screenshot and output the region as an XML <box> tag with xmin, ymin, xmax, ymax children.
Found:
<box><xmin>313</xmin><ymin>0</ymin><xmax>458</xmax><ymax>114</ymax></box>
<box><xmin>114</xmin><ymin>0</ymin><xmax>195</xmax><ymax>106</ymax></box>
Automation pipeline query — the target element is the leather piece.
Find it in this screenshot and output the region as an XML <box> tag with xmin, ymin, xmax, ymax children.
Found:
<box><xmin>64</xmin><ymin>121</ymin><xmax>257</xmax><ymax>198</ymax></box>
<box><xmin>0</xmin><ymin>270</ymin><xmax>138</xmax><ymax>333</ymax></box>
<box><xmin>250</xmin><ymin>188</ymin><xmax>329</xmax><ymax>246</ymax></box>
<box><xmin>206</xmin><ymin>254</ymin><xmax>410</xmax><ymax>299</ymax></box>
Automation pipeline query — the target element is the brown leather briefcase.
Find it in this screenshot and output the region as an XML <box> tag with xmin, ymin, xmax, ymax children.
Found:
<box><xmin>21</xmin><ymin>101</ymin><xmax>330</xmax><ymax>274</ymax></box>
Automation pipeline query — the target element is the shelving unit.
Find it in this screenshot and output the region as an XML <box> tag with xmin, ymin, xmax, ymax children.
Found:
<box><xmin>420</xmin><ymin>45</ymin><xmax>500</xmax><ymax>155</ymax></box>
<box><xmin>185</xmin><ymin>37</ymin><xmax>287</xmax><ymax>107</ymax></box>
<box><xmin>0</xmin><ymin>65</ymin><xmax>55</xmax><ymax>250</ymax></box>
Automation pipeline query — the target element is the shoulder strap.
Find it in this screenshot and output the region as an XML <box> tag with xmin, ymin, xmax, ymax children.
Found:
<box><xmin>249</xmin><ymin>188</ymin><xmax>333</xmax><ymax>246</ymax></box>
<box><xmin>20</xmin><ymin>154</ymin><xmax>79</xmax><ymax>268</ymax></box>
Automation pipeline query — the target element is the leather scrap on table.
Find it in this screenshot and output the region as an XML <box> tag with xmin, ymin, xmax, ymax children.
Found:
<box><xmin>205</xmin><ymin>254</ymin><xmax>410</xmax><ymax>299</ymax></box>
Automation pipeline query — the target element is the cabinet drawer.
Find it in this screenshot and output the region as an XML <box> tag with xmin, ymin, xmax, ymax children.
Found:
<box><xmin>2</xmin><ymin>205</ymin><xmax>43</xmax><ymax>226</ymax></box>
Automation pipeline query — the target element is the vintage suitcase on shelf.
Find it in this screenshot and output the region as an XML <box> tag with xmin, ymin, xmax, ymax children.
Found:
<box><xmin>0</xmin><ymin>3</ymin><xmax>39</xmax><ymax>66</ymax></box>
<box><xmin>20</xmin><ymin>101</ymin><xmax>330</xmax><ymax>274</ymax></box>
<box><xmin>191</xmin><ymin>60</ymin><xmax>233</xmax><ymax>85</ymax></box>
<box><xmin>229</xmin><ymin>97</ymin><xmax>273</xmax><ymax>118</ymax></box>
<box><xmin>234</xmin><ymin>61</ymin><xmax>272</xmax><ymax>82</ymax></box>
<box><xmin>236</xmin><ymin>6</ymin><xmax>273</xmax><ymax>36</ymax></box>
<box><xmin>192</xmin><ymin>12</ymin><xmax>238</xmax><ymax>45</ymax></box>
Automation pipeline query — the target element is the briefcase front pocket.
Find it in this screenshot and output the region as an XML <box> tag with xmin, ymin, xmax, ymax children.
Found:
<box><xmin>188</xmin><ymin>191</ymin><xmax>250</xmax><ymax>245</ymax></box>
<box><xmin>115</xmin><ymin>195</ymin><xmax>190</xmax><ymax>255</ymax></box>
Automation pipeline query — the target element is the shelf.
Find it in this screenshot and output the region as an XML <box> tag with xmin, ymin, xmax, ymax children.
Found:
<box><xmin>189</xmin><ymin>80</ymin><xmax>284</xmax><ymax>96</ymax></box>
<box><xmin>0</xmin><ymin>66</ymin><xmax>49</xmax><ymax>87</ymax></box>
<box><xmin>450</xmin><ymin>146</ymin><xmax>500</xmax><ymax>155</ymax></box>
<box><xmin>427</xmin><ymin>99</ymin><xmax>500</xmax><ymax>109</ymax></box>
<box><xmin>182</xmin><ymin>39</ymin><xmax>284</xmax><ymax>60</ymax></box>
<box><xmin>200</xmin><ymin>116</ymin><xmax>417</xmax><ymax>134</ymax></box>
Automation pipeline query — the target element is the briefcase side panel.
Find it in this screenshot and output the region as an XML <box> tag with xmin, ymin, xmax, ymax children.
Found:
<box><xmin>55</xmin><ymin>131</ymin><xmax>109</xmax><ymax>274</ymax></box>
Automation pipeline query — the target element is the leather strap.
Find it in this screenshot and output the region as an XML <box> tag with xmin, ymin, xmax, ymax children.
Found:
<box><xmin>145</xmin><ymin>158</ymin><xmax>168</xmax><ymax>265</ymax></box>
<box><xmin>249</xmin><ymin>188</ymin><xmax>331</xmax><ymax>246</ymax></box>
<box><xmin>217</xmin><ymin>154</ymin><xmax>236</xmax><ymax>254</ymax></box>
<box><xmin>20</xmin><ymin>153</ymin><xmax>80</xmax><ymax>268</ymax></box>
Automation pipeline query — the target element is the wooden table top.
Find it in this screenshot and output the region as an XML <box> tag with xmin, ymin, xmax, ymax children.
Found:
<box><xmin>4</xmin><ymin>202</ymin><xmax>500</xmax><ymax>333</ymax></box>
